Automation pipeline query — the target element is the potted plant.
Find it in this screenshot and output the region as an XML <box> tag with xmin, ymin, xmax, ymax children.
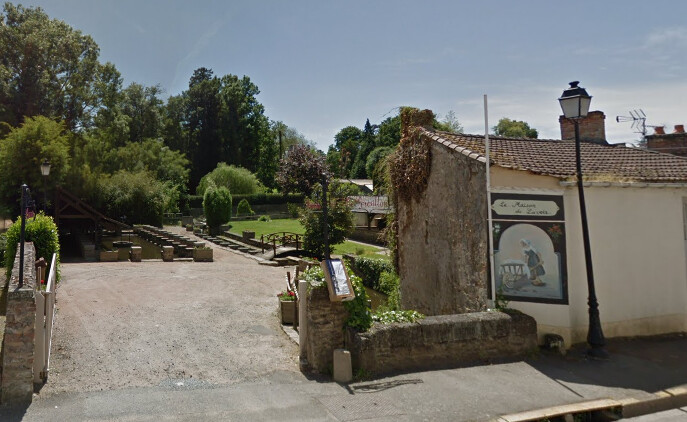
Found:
<box><xmin>277</xmin><ymin>290</ymin><xmax>297</xmax><ymax>324</ymax></box>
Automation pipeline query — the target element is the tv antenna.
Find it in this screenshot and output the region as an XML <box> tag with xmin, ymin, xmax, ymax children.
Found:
<box><xmin>616</xmin><ymin>109</ymin><xmax>648</xmax><ymax>140</ymax></box>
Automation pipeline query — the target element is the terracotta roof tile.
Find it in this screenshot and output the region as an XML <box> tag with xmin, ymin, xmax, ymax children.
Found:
<box><xmin>423</xmin><ymin>128</ymin><xmax>687</xmax><ymax>182</ymax></box>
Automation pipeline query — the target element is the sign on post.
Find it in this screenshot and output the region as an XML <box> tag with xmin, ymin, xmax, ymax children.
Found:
<box><xmin>321</xmin><ymin>259</ymin><xmax>355</xmax><ymax>302</ymax></box>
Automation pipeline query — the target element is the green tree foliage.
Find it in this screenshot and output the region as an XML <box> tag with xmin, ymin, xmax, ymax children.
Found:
<box><xmin>349</xmin><ymin>119</ymin><xmax>377</xmax><ymax>179</ymax></box>
<box><xmin>434</xmin><ymin>110</ymin><xmax>463</xmax><ymax>133</ymax></box>
<box><xmin>376</xmin><ymin>114</ymin><xmax>402</xmax><ymax>147</ymax></box>
<box><xmin>365</xmin><ymin>146</ymin><xmax>394</xmax><ymax>193</ymax></box>
<box><xmin>493</xmin><ymin>118</ymin><xmax>538</xmax><ymax>138</ymax></box>
<box><xmin>331</xmin><ymin>126</ymin><xmax>363</xmax><ymax>178</ymax></box>
<box><xmin>0</xmin><ymin>3</ymin><xmax>101</xmax><ymax>132</ymax></box>
<box><xmin>342</xmin><ymin>275</ymin><xmax>373</xmax><ymax>331</ymax></box>
<box><xmin>203</xmin><ymin>186</ymin><xmax>232</xmax><ymax>231</ymax></box>
<box><xmin>4</xmin><ymin>212</ymin><xmax>59</xmax><ymax>278</ymax></box>
<box><xmin>196</xmin><ymin>163</ymin><xmax>262</xmax><ymax>197</ymax></box>
<box><xmin>276</xmin><ymin>144</ymin><xmax>327</xmax><ymax>196</ymax></box>
<box><xmin>327</xmin><ymin>109</ymin><xmax>462</xmax><ymax>181</ymax></box>
<box><xmin>300</xmin><ymin>180</ymin><xmax>355</xmax><ymax>258</ymax></box>
<box><xmin>96</xmin><ymin>170</ymin><xmax>168</xmax><ymax>226</ymax></box>
<box><xmin>0</xmin><ymin>116</ymin><xmax>70</xmax><ymax>212</ymax></box>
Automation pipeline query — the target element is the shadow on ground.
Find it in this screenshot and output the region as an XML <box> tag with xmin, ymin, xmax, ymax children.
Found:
<box><xmin>527</xmin><ymin>334</ymin><xmax>687</xmax><ymax>394</ymax></box>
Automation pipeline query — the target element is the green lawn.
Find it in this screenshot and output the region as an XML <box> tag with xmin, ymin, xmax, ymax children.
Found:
<box><xmin>228</xmin><ymin>218</ymin><xmax>388</xmax><ymax>260</ymax></box>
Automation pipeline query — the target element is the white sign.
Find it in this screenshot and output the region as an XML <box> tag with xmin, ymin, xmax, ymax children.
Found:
<box><xmin>491</xmin><ymin>199</ymin><xmax>560</xmax><ymax>218</ymax></box>
<box><xmin>350</xmin><ymin>196</ymin><xmax>390</xmax><ymax>214</ymax></box>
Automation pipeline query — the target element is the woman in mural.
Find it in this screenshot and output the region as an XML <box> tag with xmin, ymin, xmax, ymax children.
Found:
<box><xmin>521</xmin><ymin>239</ymin><xmax>545</xmax><ymax>286</ymax></box>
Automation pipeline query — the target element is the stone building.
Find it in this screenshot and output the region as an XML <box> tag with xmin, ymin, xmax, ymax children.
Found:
<box><xmin>396</xmin><ymin>108</ymin><xmax>687</xmax><ymax>346</ymax></box>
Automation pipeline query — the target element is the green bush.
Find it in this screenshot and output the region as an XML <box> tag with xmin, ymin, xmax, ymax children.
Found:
<box><xmin>188</xmin><ymin>193</ymin><xmax>304</xmax><ymax>209</ymax></box>
<box><xmin>258</xmin><ymin>215</ymin><xmax>271</xmax><ymax>222</ymax></box>
<box><xmin>378</xmin><ymin>270</ymin><xmax>400</xmax><ymax>310</ymax></box>
<box><xmin>96</xmin><ymin>170</ymin><xmax>167</xmax><ymax>226</ymax></box>
<box><xmin>286</xmin><ymin>202</ymin><xmax>301</xmax><ymax>218</ymax></box>
<box><xmin>350</xmin><ymin>257</ymin><xmax>394</xmax><ymax>290</ymax></box>
<box><xmin>236</xmin><ymin>199</ymin><xmax>254</xmax><ymax>216</ymax></box>
<box><xmin>203</xmin><ymin>186</ymin><xmax>232</xmax><ymax>230</ymax></box>
<box><xmin>343</xmin><ymin>275</ymin><xmax>373</xmax><ymax>332</ymax></box>
<box><xmin>5</xmin><ymin>212</ymin><xmax>59</xmax><ymax>279</ymax></box>
<box><xmin>196</xmin><ymin>163</ymin><xmax>262</xmax><ymax>196</ymax></box>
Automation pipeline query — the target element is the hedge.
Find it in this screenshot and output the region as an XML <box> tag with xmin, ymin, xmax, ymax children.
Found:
<box><xmin>188</xmin><ymin>193</ymin><xmax>304</xmax><ymax>209</ymax></box>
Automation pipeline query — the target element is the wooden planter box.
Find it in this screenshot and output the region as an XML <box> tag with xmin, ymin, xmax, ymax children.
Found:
<box><xmin>280</xmin><ymin>300</ymin><xmax>296</xmax><ymax>325</ymax></box>
<box><xmin>193</xmin><ymin>248</ymin><xmax>213</xmax><ymax>262</ymax></box>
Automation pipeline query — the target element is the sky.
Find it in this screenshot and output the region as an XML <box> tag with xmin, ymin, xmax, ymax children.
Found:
<box><xmin>19</xmin><ymin>0</ymin><xmax>687</xmax><ymax>151</ymax></box>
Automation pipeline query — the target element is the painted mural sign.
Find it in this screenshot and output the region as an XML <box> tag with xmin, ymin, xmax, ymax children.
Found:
<box><xmin>491</xmin><ymin>193</ymin><xmax>568</xmax><ymax>304</ymax></box>
<box><xmin>350</xmin><ymin>196</ymin><xmax>391</xmax><ymax>214</ymax></box>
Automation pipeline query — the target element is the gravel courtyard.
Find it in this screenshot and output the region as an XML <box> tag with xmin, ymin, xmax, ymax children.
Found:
<box><xmin>39</xmin><ymin>228</ymin><xmax>299</xmax><ymax>396</ymax></box>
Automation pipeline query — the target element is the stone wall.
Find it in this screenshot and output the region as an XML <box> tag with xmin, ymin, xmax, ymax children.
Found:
<box><xmin>397</xmin><ymin>139</ymin><xmax>489</xmax><ymax>315</ymax></box>
<box><xmin>304</xmin><ymin>285</ymin><xmax>349</xmax><ymax>373</ymax></box>
<box><xmin>1</xmin><ymin>243</ymin><xmax>37</xmax><ymax>405</ymax></box>
<box><xmin>559</xmin><ymin>110</ymin><xmax>607</xmax><ymax>144</ymax></box>
<box><xmin>345</xmin><ymin>311</ymin><xmax>537</xmax><ymax>375</ymax></box>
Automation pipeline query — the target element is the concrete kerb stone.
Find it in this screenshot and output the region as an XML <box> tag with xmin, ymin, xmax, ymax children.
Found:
<box><xmin>495</xmin><ymin>384</ymin><xmax>687</xmax><ymax>421</ymax></box>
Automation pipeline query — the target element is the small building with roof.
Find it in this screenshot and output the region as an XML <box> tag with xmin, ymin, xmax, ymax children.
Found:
<box><xmin>393</xmin><ymin>108</ymin><xmax>687</xmax><ymax>347</ymax></box>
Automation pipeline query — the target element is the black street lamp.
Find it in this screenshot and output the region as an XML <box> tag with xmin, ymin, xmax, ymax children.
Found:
<box><xmin>40</xmin><ymin>158</ymin><xmax>50</xmax><ymax>213</ymax></box>
<box><xmin>558</xmin><ymin>81</ymin><xmax>608</xmax><ymax>359</ymax></box>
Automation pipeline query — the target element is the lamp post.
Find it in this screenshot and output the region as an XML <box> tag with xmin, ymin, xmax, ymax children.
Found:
<box><xmin>40</xmin><ymin>158</ymin><xmax>50</xmax><ymax>213</ymax></box>
<box><xmin>558</xmin><ymin>81</ymin><xmax>608</xmax><ymax>359</ymax></box>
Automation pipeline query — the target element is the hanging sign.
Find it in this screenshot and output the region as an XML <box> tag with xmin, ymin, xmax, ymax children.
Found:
<box><xmin>321</xmin><ymin>259</ymin><xmax>355</xmax><ymax>302</ymax></box>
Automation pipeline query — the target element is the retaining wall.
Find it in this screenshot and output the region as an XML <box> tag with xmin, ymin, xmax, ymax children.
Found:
<box><xmin>345</xmin><ymin>311</ymin><xmax>537</xmax><ymax>375</ymax></box>
<box><xmin>1</xmin><ymin>243</ymin><xmax>37</xmax><ymax>405</ymax></box>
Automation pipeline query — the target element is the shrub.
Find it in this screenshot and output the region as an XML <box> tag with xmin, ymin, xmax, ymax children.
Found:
<box><xmin>196</xmin><ymin>163</ymin><xmax>262</xmax><ymax>196</ymax></box>
<box><xmin>96</xmin><ymin>170</ymin><xmax>167</xmax><ymax>226</ymax></box>
<box><xmin>350</xmin><ymin>257</ymin><xmax>394</xmax><ymax>290</ymax></box>
<box><xmin>372</xmin><ymin>310</ymin><xmax>424</xmax><ymax>324</ymax></box>
<box><xmin>378</xmin><ymin>270</ymin><xmax>400</xmax><ymax>310</ymax></box>
<box><xmin>236</xmin><ymin>198</ymin><xmax>254</xmax><ymax>216</ymax></box>
<box><xmin>203</xmin><ymin>186</ymin><xmax>232</xmax><ymax>230</ymax></box>
<box><xmin>5</xmin><ymin>212</ymin><xmax>59</xmax><ymax>279</ymax></box>
<box><xmin>286</xmin><ymin>202</ymin><xmax>302</xmax><ymax>218</ymax></box>
<box><xmin>258</xmin><ymin>215</ymin><xmax>271</xmax><ymax>222</ymax></box>
<box><xmin>343</xmin><ymin>275</ymin><xmax>373</xmax><ymax>332</ymax></box>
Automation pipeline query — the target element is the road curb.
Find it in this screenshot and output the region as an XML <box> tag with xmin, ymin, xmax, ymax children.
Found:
<box><xmin>496</xmin><ymin>384</ymin><xmax>687</xmax><ymax>421</ymax></box>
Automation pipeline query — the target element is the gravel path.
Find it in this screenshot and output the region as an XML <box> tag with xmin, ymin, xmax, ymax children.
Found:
<box><xmin>39</xmin><ymin>228</ymin><xmax>299</xmax><ymax>396</ymax></box>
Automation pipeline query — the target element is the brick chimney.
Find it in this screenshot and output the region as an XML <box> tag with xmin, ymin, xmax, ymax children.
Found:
<box><xmin>646</xmin><ymin>124</ymin><xmax>687</xmax><ymax>157</ymax></box>
<box><xmin>559</xmin><ymin>111</ymin><xmax>607</xmax><ymax>144</ymax></box>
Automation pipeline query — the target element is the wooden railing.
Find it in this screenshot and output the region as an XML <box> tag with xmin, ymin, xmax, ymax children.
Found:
<box><xmin>34</xmin><ymin>253</ymin><xmax>57</xmax><ymax>383</ymax></box>
<box><xmin>260</xmin><ymin>232</ymin><xmax>302</xmax><ymax>255</ymax></box>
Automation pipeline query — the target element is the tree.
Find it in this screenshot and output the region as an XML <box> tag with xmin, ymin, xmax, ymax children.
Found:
<box><xmin>276</xmin><ymin>144</ymin><xmax>327</xmax><ymax>196</ymax></box>
<box><xmin>203</xmin><ymin>186</ymin><xmax>232</xmax><ymax>233</ymax></box>
<box><xmin>435</xmin><ymin>110</ymin><xmax>463</xmax><ymax>133</ymax></box>
<box><xmin>365</xmin><ymin>146</ymin><xmax>394</xmax><ymax>193</ymax></box>
<box><xmin>493</xmin><ymin>118</ymin><xmax>538</xmax><ymax>138</ymax></box>
<box><xmin>0</xmin><ymin>116</ymin><xmax>71</xmax><ymax>211</ymax></box>
<box><xmin>186</xmin><ymin>67</ymin><xmax>222</xmax><ymax>188</ymax></box>
<box><xmin>376</xmin><ymin>114</ymin><xmax>402</xmax><ymax>147</ymax></box>
<box><xmin>300</xmin><ymin>180</ymin><xmax>355</xmax><ymax>258</ymax></box>
<box><xmin>349</xmin><ymin>119</ymin><xmax>377</xmax><ymax>179</ymax></box>
<box><xmin>0</xmin><ymin>3</ymin><xmax>101</xmax><ymax>132</ymax></box>
<box><xmin>332</xmin><ymin>126</ymin><xmax>363</xmax><ymax>178</ymax></box>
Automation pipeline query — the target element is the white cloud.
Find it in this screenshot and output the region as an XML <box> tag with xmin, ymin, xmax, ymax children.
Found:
<box><xmin>645</xmin><ymin>27</ymin><xmax>687</xmax><ymax>48</ymax></box>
